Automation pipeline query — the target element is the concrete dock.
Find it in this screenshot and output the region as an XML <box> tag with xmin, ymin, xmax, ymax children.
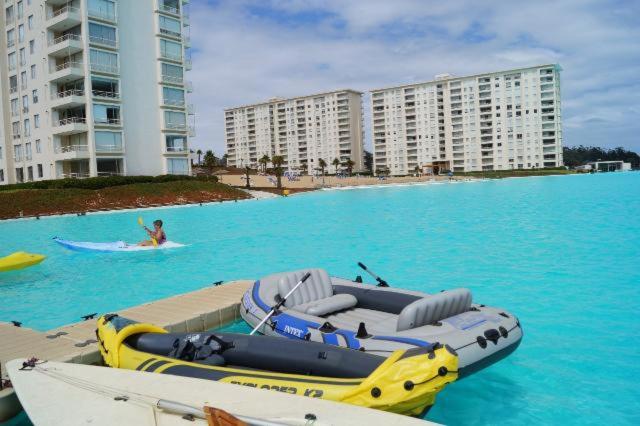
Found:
<box><xmin>0</xmin><ymin>280</ymin><xmax>252</xmax><ymax>381</ymax></box>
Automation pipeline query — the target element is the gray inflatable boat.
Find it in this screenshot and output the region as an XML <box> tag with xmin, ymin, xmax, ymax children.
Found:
<box><xmin>240</xmin><ymin>268</ymin><xmax>522</xmax><ymax>378</ymax></box>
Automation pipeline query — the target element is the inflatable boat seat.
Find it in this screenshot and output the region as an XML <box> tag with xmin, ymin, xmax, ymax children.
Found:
<box><xmin>396</xmin><ymin>288</ymin><xmax>472</xmax><ymax>331</ymax></box>
<box><xmin>275</xmin><ymin>268</ymin><xmax>357</xmax><ymax>315</ymax></box>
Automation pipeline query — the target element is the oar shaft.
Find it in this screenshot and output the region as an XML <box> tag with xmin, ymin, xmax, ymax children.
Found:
<box><xmin>357</xmin><ymin>262</ymin><xmax>389</xmax><ymax>287</ymax></box>
<box><xmin>250</xmin><ymin>272</ymin><xmax>312</xmax><ymax>335</ymax></box>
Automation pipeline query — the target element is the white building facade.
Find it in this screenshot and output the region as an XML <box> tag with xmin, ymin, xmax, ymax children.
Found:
<box><xmin>371</xmin><ymin>64</ymin><xmax>563</xmax><ymax>175</ymax></box>
<box><xmin>0</xmin><ymin>0</ymin><xmax>194</xmax><ymax>185</ymax></box>
<box><xmin>225</xmin><ymin>90</ymin><xmax>365</xmax><ymax>172</ymax></box>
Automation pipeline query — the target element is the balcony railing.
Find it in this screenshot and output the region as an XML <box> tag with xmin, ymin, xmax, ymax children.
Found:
<box><xmin>160</xmin><ymin>51</ymin><xmax>182</xmax><ymax>61</ymax></box>
<box><xmin>166</xmin><ymin>146</ymin><xmax>188</xmax><ymax>152</ymax></box>
<box><xmin>54</xmin><ymin>117</ymin><xmax>87</xmax><ymax>126</ymax></box>
<box><xmin>55</xmin><ymin>144</ymin><xmax>88</xmax><ymax>154</ymax></box>
<box><xmin>89</xmin><ymin>35</ymin><xmax>118</xmax><ymax>48</ymax></box>
<box><xmin>90</xmin><ymin>63</ymin><xmax>119</xmax><ymax>74</ymax></box>
<box><xmin>163</xmin><ymin>98</ymin><xmax>186</xmax><ymax>107</ymax></box>
<box><xmin>160</xmin><ymin>28</ymin><xmax>182</xmax><ymax>38</ymax></box>
<box><xmin>58</xmin><ymin>172</ymin><xmax>90</xmax><ymax>179</ymax></box>
<box><xmin>7</xmin><ymin>39</ymin><xmax>15</xmax><ymax>48</ymax></box>
<box><xmin>52</xmin><ymin>89</ymin><xmax>85</xmax><ymax>100</ymax></box>
<box><xmin>47</xmin><ymin>6</ymin><xmax>80</xmax><ymax>20</ymax></box>
<box><xmin>92</xmin><ymin>90</ymin><xmax>120</xmax><ymax>99</ymax></box>
<box><xmin>49</xmin><ymin>33</ymin><xmax>82</xmax><ymax>46</ymax></box>
<box><xmin>96</xmin><ymin>144</ymin><xmax>123</xmax><ymax>152</ymax></box>
<box><xmin>95</xmin><ymin>118</ymin><xmax>122</xmax><ymax>126</ymax></box>
<box><xmin>165</xmin><ymin>122</ymin><xmax>187</xmax><ymax>130</ymax></box>
<box><xmin>158</xmin><ymin>3</ymin><xmax>180</xmax><ymax>15</ymax></box>
<box><xmin>51</xmin><ymin>61</ymin><xmax>84</xmax><ymax>73</ymax></box>
<box><xmin>97</xmin><ymin>172</ymin><xmax>123</xmax><ymax>177</ymax></box>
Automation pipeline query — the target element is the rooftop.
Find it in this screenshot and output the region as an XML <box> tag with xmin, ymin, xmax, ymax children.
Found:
<box><xmin>224</xmin><ymin>89</ymin><xmax>363</xmax><ymax>112</ymax></box>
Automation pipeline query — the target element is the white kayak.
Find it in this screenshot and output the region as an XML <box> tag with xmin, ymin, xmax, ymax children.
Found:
<box><xmin>53</xmin><ymin>237</ymin><xmax>184</xmax><ymax>252</ymax></box>
<box><xmin>7</xmin><ymin>360</ymin><xmax>432</xmax><ymax>426</ymax></box>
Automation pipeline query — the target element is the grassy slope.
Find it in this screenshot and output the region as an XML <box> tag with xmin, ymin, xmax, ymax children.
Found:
<box><xmin>0</xmin><ymin>180</ymin><xmax>249</xmax><ymax>219</ymax></box>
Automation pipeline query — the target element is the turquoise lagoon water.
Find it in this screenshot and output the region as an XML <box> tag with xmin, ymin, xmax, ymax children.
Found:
<box><xmin>1</xmin><ymin>172</ymin><xmax>639</xmax><ymax>425</ymax></box>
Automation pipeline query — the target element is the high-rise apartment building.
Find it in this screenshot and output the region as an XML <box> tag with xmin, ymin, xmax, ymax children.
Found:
<box><xmin>225</xmin><ymin>90</ymin><xmax>365</xmax><ymax>172</ymax></box>
<box><xmin>371</xmin><ymin>64</ymin><xmax>563</xmax><ymax>175</ymax></box>
<box><xmin>0</xmin><ymin>0</ymin><xmax>194</xmax><ymax>185</ymax></box>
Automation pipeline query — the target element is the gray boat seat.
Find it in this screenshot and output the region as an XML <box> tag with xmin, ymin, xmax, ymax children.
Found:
<box><xmin>275</xmin><ymin>268</ymin><xmax>358</xmax><ymax>316</ymax></box>
<box><xmin>396</xmin><ymin>288</ymin><xmax>472</xmax><ymax>331</ymax></box>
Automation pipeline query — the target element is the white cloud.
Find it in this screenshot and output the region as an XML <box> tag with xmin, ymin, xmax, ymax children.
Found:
<box><xmin>188</xmin><ymin>0</ymin><xmax>640</xmax><ymax>154</ymax></box>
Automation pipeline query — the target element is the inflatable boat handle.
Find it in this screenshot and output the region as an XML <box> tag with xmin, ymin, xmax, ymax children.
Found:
<box><xmin>249</xmin><ymin>272</ymin><xmax>312</xmax><ymax>335</ymax></box>
<box><xmin>357</xmin><ymin>262</ymin><xmax>390</xmax><ymax>287</ymax></box>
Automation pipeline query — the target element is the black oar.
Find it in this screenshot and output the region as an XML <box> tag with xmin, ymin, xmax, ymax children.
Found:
<box><xmin>357</xmin><ymin>262</ymin><xmax>390</xmax><ymax>287</ymax></box>
<box><xmin>249</xmin><ymin>272</ymin><xmax>312</xmax><ymax>335</ymax></box>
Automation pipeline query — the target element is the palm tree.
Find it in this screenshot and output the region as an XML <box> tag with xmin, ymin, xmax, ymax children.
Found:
<box><xmin>196</xmin><ymin>149</ymin><xmax>203</xmax><ymax>165</ymax></box>
<box><xmin>244</xmin><ymin>164</ymin><xmax>252</xmax><ymax>189</ymax></box>
<box><xmin>271</xmin><ymin>155</ymin><xmax>285</xmax><ymax>189</ymax></box>
<box><xmin>203</xmin><ymin>150</ymin><xmax>216</xmax><ymax>173</ymax></box>
<box><xmin>343</xmin><ymin>159</ymin><xmax>355</xmax><ymax>176</ymax></box>
<box><xmin>318</xmin><ymin>158</ymin><xmax>327</xmax><ymax>176</ymax></box>
<box><xmin>332</xmin><ymin>158</ymin><xmax>340</xmax><ymax>174</ymax></box>
<box><xmin>259</xmin><ymin>154</ymin><xmax>270</xmax><ymax>173</ymax></box>
<box><xmin>300</xmin><ymin>162</ymin><xmax>308</xmax><ymax>175</ymax></box>
<box><xmin>414</xmin><ymin>165</ymin><xmax>421</xmax><ymax>176</ymax></box>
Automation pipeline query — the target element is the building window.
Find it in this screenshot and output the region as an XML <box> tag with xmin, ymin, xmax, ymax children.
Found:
<box><xmin>161</xmin><ymin>62</ymin><xmax>183</xmax><ymax>83</ymax></box>
<box><xmin>159</xmin><ymin>39</ymin><xmax>181</xmax><ymax>61</ymax></box>
<box><xmin>167</xmin><ymin>158</ymin><xmax>189</xmax><ymax>175</ymax></box>
<box><xmin>0</xmin><ymin>169</ymin><xmax>4</xmax><ymax>182</ymax></box>
<box><xmin>18</xmin><ymin>25</ymin><xmax>24</xmax><ymax>43</ymax></box>
<box><xmin>8</xmin><ymin>52</ymin><xmax>16</xmax><ymax>71</ymax></box>
<box><xmin>22</xmin><ymin>95</ymin><xmax>28</xmax><ymax>112</ymax></box>
<box><xmin>93</xmin><ymin>104</ymin><xmax>120</xmax><ymax>125</ymax></box>
<box><xmin>14</xmin><ymin>145</ymin><xmax>23</xmax><ymax>162</ymax></box>
<box><xmin>32</xmin><ymin>89</ymin><xmax>38</xmax><ymax>103</ymax></box>
<box><xmin>25</xmin><ymin>142</ymin><xmax>32</xmax><ymax>160</ymax></box>
<box><xmin>30</xmin><ymin>64</ymin><xmax>36</xmax><ymax>79</ymax></box>
<box><xmin>24</xmin><ymin>119</ymin><xmax>31</xmax><ymax>137</ymax></box>
<box><xmin>164</xmin><ymin>111</ymin><xmax>186</xmax><ymax>129</ymax></box>
<box><xmin>5</xmin><ymin>6</ymin><xmax>14</xmax><ymax>24</ymax></box>
<box><xmin>159</xmin><ymin>15</ymin><xmax>181</xmax><ymax>37</ymax></box>
<box><xmin>19</xmin><ymin>48</ymin><xmax>26</xmax><ymax>66</ymax></box>
<box><xmin>29</xmin><ymin>39</ymin><xmax>35</xmax><ymax>54</ymax></box>
<box><xmin>28</xmin><ymin>14</ymin><xmax>33</xmax><ymax>30</ymax></box>
<box><xmin>91</xmin><ymin>77</ymin><xmax>118</xmax><ymax>97</ymax></box>
<box><xmin>89</xmin><ymin>49</ymin><xmax>118</xmax><ymax>74</ymax></box>
<box><xmin>165</xmin><ymin>135</ymin><xmax>186</xmax><ymax>152</ymax></box>
<box><xmin>88</xmin><ymin>0</ymin><xmax>116</xmax><ymax>21</ymax></box>
<box><xmin>34</xmin><ymin>114</ymin><xmax>39</xmax><ymax>128</ymax></box>
<box><xmin>27</xmin><ymin>166</ymin><xmax>33</xmax><ymax>181</ymax></box>
<box><xmin>10</xmin><ymin>99</ymin><xmax>18</xmax><ymax>116</ymax></box>
<box><xmin>89</xmin><ymin>22</ymin><xmax>117</xmax><ymax>47</ymax></box>
<box><xmin>7</xmin><ymin>29</ymin><xmax>15</xmax><ymax>47</ymax></box>
<box><xmin>21</xmin><ymin>71</ymin><xmax>27</xmax><ymax>89</ymax></box>
<box><xmin>17</xmin><ymin>1</ymin><xmax>23</xmax><ymax>19</ymax></box>
<box><xmin>94</xmin><ymin>131</ymin><xmax>122</xmax><ymax>152</ymax></box>
<box><xmin>162</xmin><ymin>86</ymin><xmax>184</xmax><ymax>106</ymax></box>
<box><xmin>0</xmin><ymin>147</ymin><xmax>2</xmax><ymax>159</ymax></box>
<box><xmin>16</xmin><ymin>167</ymin><xmax>24</xmax><ymax>183</ymax></box>
<box><xmin>35</xmin><ymin>139</ymin><xmax>41</xmax><ymax>153</ymax></box>
<box><xmin>37</xmin><ymin>164</ymin><xmax>43</xmax><ymax>178</ymax></box>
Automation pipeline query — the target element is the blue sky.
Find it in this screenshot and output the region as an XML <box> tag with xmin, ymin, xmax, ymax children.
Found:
<box><xmin>188</xmin><ymin>0</ymin><xmax>640</xmax><ymax>155</ymax></box>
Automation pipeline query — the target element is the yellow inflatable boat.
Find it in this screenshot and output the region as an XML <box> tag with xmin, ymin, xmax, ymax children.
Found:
<box><xmin>97</xmin><ymin>314</ymin><xmax>458</xmax><ymax>416</ymax></box>
<box><xmin>0</xmin><ymin>252</ymin><xmax>45</xmax><ymax>272</ymax></box>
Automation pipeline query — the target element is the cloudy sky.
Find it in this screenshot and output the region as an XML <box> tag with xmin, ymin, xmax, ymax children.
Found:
<box><xmin>188</xmin><ymin>0</ymin><xmax>640</xmax><ymax>155</ymax></box>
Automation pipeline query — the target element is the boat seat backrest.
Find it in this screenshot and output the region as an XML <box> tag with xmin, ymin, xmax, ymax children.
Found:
<box><xmin>396</xmin><ymin>288</ymin><xmax>472</xmax><ymax>331</ymax></box>
<box><xmin>277</xmin><ymin>268</ymin><xmax>333</xmax><ymax>308</ymax></box>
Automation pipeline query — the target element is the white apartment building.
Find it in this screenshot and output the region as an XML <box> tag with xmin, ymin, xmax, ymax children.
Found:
<box><xmin>371</xmin><ymin>64</ymin><xmax>563</xmax><ymax>175</ymax></box>
<box><xmin>0</xmin><ymin>0</ymin><xmax>194</xmax><ymax>185</ymax></box>
<box><xmin>225</xmin><ymin>90</ymin><xmax>365</xmax><ymax>173</ymax></box>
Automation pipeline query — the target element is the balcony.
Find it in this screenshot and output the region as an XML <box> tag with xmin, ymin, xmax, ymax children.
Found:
<box><xmin>47</xmin><ymin>6</ymin><xmax>82</xmax><ymax>32</ymax></box>
<box><xmin>48</xmin><ymin>34</ymin><xmax>83</xmax><ymax>57</ymax></box>
<box><xmin>52</xmin><ymin>117</ymin><xmax>88</xmax><ymax>135</ymax></box>
<box><xmin>160</xmin><ymin>50</ymin><xmax>182</xmax><ymax>62</ymax></box>
<box><xmin>164</xmin><ymin>145</ymin><xmax>188</xmax><ymax>155</ymax></box>
<box><xmin>165</xmin><ymin>122</ymin><xmax>188</xmax><ymax>131</ymax></box>
<box><xmin>161</xmin><ymin>74</ymin><xmax>184</xmax><ymax>85</ymax></box>
<box><xmin>96</xmin><ymin>144</ymin><xmax>124</xmax><ymax>154</ymax></box>
<box><xmin>159</xmin><ymin>27</ymin><xmax>182</xmax><ymax>40</ymax></box>
<box><xmin>90</xmin><ymin>62</ymin><xmax>119</xmax><ymax>76</ymax></box>
<box><xmin>162</xmin><ymin>98</ymin><xmax>186</xmax><ymax>108</ymax></box>
<box><xmin>50</xmin><ymin>89</ymin><xmax>85</xmax><ymax>109</ymax></box>
<box><xmin>185</xmin><ymin>59</ymin><xmax>192</xmax><ymax>70</ymax></box>
<box><xmin>156</xmin><ymin>1</ymin><xmax>181</xmax><ymax>16</ymax></box>
<box><xmin>49</xmin><ymin>61</ymin><xmax>85</xmax><ymax>83</ymax></box>
<box><xmin>94</xmin><ymin>118</ymin><xmax>122</xmax><ymax>128</ymax></box>
<box><xmin>54</xmin><ymin>144</ymin><xmax>90</xmax><ymax>160</ymax></box>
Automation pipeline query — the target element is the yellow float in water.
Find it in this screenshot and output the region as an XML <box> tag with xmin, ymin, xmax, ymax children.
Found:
<box><xmin>0</xmin><ymin>252</ymin><xmax>45</xmax><ymax>272</ymax></box>
<box><xmin>97</xmin><ymin>314</ymin><xmax>458</xmax><ymax>416</ymax></box>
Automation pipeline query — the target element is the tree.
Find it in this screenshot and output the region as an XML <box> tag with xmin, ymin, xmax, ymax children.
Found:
<box><xmin>244</xmin><ymin>164</ymin><xmax>252</xmax><ymax>189</ymax></box>
<box><xmin>271</xmin><ymin>155</ymin><xmax>285</xmax><ymax>189</ymax></box>
<box><xmin>332</xmin><ymin>158</ymin><xmax>340</xmax><ymax>174</ymax></box>
<box><xmin>363</xmin><ymin>150</ymin><xmax>373</xmax><ymax>172</ymax></box>
<box><xmin>196</xmin><ymin>149</ymin><xmax>203</xmax><ymax>165</ymax></box>
<box><xmin>376</xmin><ymin>167</ymin><xmax>390</xmax><ymax>177</ymax></box>
<box><xmin>318</xmin><ymin>158</ymin><xmax>327</xmax><ymax>176</ymax></box>
<box><xmin>221</xmin><ymin>153</ymin><xmax>229</xmax><ymax>166</ymax></box>
<box><xmin>343</xmin><ymin>159</ymin><xmax>355</xmax><ymax>176</ymax></box>
<box><xmin>563</xmin><ymin>145</ymin><xmax>640</xmax><ymax>168</ymax></box>
<box><xmin>300</xmin><ymin>162</ymin><xmax>308</xmax><ymax>175</ymax></box>
<box><xmin>414</xmin><ymin>165</ymin><xmax>421</xmax><ymax>176</ymax></box>
<box><xmin>259</xmin><ymin>154</ymin><xmax>270</xmax><ymax>172</ymax></box>
<box><xmin>203</xmin><ymin>150</ymin><xmax>216</xmax><ymax>172</ymax></box>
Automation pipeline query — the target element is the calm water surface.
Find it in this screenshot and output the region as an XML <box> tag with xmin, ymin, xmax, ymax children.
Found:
<box><xmin>1</xmin><ymin>172</ymin><xmax>639</xmax><ymax>425</ymax></box>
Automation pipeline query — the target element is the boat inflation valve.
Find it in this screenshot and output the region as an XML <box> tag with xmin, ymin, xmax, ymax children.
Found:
<box><xmin>371</xmin><ymin>387</ymin><xmax>382</xmax><ymax>398</ymax></box>
<box><xmin>356</xmin><ymin>322</ymin><xmax>371</xmax><ymax>338</ymax></box>
<box><xmin>319</xmin><ymin>322</ymin><xmax>337</xmax><ymax>333</ymax></box>
<box><xmin>438</xmin><ymin>366</ymin><xmax>448</xmax><ymax>376</ymax></box>
<box><xmin>355</xmin><ymin>275</ymin><xmax>363</xmax><ymax>283</ymax></box>
<box><xmin>484</xmin><ymin>329</ymin><xmax>500</xmax><ymax>344</ymax></box>
<box><xmin>499</xmin><ymin>326</ymin><xmax>509</xmax><ymax>338</ymax></box>
<box><xmin>477</xmin><ymin>336</ymin><xmax>487</xmax><ymax>349</ymax></box>
<box><xmin>404</xmin><ymin>380</ymin><xmax>415</xmax><ymax>391</ymax></box>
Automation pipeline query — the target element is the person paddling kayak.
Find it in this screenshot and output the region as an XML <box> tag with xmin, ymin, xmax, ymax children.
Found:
<box><xmin>139</xmin><ymin>220</ymin><xmax>167</xmax><ymax>246</ymax></box>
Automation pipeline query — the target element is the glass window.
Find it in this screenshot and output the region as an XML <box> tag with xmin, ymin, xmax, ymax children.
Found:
<box><xmin>91</xmin><ymin>77</ymin><xmax>118</xmax><ymax>97</ymax></box>
<box><xmin>167</xmin><ymin>158</ymin><xmax>189</xmax><ymax>175</ymax></box>
<box><xmin>19</xmin><ymin>48</ymin><xmax>26</xmax><ymax>66</ymax></box>
<box><xmin>93</xmin><ymin>104</ymin><xmax>120</xmax><ymax>124</ymax></box>
<box><xmin>34</xmin><ymin>114</ymin><xmax>39</xmax><ymax>128</ymax></box>
<box><xmin>25</xmin><ymin>142</ymin><xmax>32</xmax><ymax>160</ymax></box>
<box><xmin>162</xmin><ymin>87</ymin><xmax>184</xmax><ymax>106</ymax></box>
<box><xmin>5</xmin><ymin>6</ymin><xmax>14</xmax><ymax>23</ymax></box>
<box><xmin>17</xmin><ymin>1</ymin><xmax>23</xmax><ymax>18</ymax></box>
<box><xmin>28</xmin><ymin>14</ymin><xmax>33</xmax><ymax>30</ymax></box>
<box><xmin>160</xmin><ymin>39</ymin><xmax>181</xmax><ymax>60</ymax></box>
<box><xmin>20</xmin><ymin>71</ymin><xmax>27</xmax><ymax>88</ymax></box>
<box><xmin>12</xmin><ymin>122</ymin><xmax>20</xmax><ymax>136</ymax></box>
<box><xmin>161</xmin><ymin>63</ymin><xmax>183</xmax><ymax>83</ymax></box>
<box><xmin>18</xmin><ymin>25</ymin><xmax>24</xmax><ymax>42</ymax></box>
<box><xmin>24</xmin><ymin>119</ymin><xmax>31</xmax><ymax>137</ymax></box>
<box><xmin>35</xmin><ymin>139</ymin><xmax>41</xmax><ymax>153</ymax></box>
<box><xmin>159</xmin><ymin>16</ymin><xmax>181</xmax><ymax>37</ymax></box>
<box><xmin>8</xmin><ymin>52</ymin><xmax>16</xmax><ymax>71</ymax></box>
<box><xmin>88</xmin><ymin>0</ymin><xmax>115</xmax><ymax>20</ymax></box>
<box><xmin>94</xmin><ymin>131</ymin><xmax>122</xmax><ymax>151</ymax></box>
<box><xmin>37</xmin><ymin>164</ymin><xmax>43</xmax><ymax>178</ymax></box>
<box><xmin>0</xmin><ymin>169</ymin><xmax>4</xmax><ymax>182</ymax></box>
<box><xmin>90</xmin><ymin>49</ymin><xmax>118</xmax><ymax>73</ymax></box>
<box><xmin>15</xmin><ymin>168</ymin><xmax>24</xmax><ymax>183</ymax></box>
<box><xmin>165</xmin><ymin>135</ymin><xmax>186</xmax><ymax>152</ymax></box>
<box><xmin>89</xmin><ymin>22</ymin><xmax>117</xmax><ymax>46</ymax></box>
<box><xmin>29</xmin><ymin>39</ymin><xmax>34</xmax><ymax>54</ymax></box>
<box><xmin>22</xmin><ymin>95</ymin><xmax>28</xmax><ymax>109</ymax></box>
<box><xmin>164</xmin><ymin>111</ymin><xmax>186</xmax><ymax>129</ymax></box>
<box><xmin>10</xmin><ymin>99</ymin><xmax>18</xmax><ymax>116</ymax></box>
<box><xmin>14</xmin><ymin>144</ymin><xmax>23</xmax><ymax>161</ymax></box>
<box><xmin>30</xmin><ymin>64</ymin><xmax>36</xmax><ymax>79</ymax></box>
<box><xmin>27</xmin><ymin>166</ymin><xmax>33</xmax><ymax>181</ymax></box>
<box><xmin>7</xmin><ymin>29</ymin><xmax>15</xmax><ymax>46</ymax></box>
<box><xmin>32</xmin><ymin>89</ymin><xmax>38</xmax><ymax>103</ymax></box>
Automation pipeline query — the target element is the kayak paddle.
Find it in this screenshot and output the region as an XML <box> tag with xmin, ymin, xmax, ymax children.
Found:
<box><xmin>137</xmin><ymin>217</ymin><xmax>158</xmax><ymax>247</ymax></box>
